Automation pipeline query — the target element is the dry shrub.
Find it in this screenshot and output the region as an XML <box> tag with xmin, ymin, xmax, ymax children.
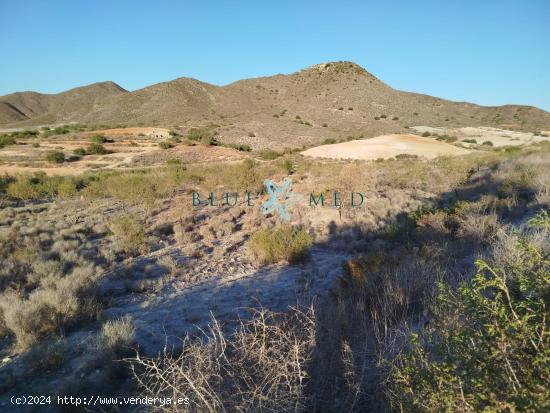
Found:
<box><xmin>110</xmin><ymin>213</ymin><xmax>149</xmax><ymax>256</ymax></box>
<box><xmin>129</xmin><ymin>307</ymin><xmax>315</xmax><ymax>412</ymax></box>
<box><xmin>454</xmin><ymin>203</ymin><xmax>499</xmax><ymax>245</ymax></box>
<box><xmin>198</xmin><ymin>225</ymin><xmax>216</xmax><ymax>243</ymax></box>
<box><xmin>415</xmin><ymin>211</ymin><xmax>451</xmax><ymax>243</ymax></box>
<box><xmin>99</xmin><ymin>315</ymin><xmax>136</xmax><ymax>353</ymax></box>
<box><xmin>249</xmin><ymin>224</ymin><xmax>314</xmax><ymax>265</ymax></box>
<box><xmin>0</xmin><ymin>266</ymin><xmax>98</xmax><ymax>350</ymax></box>
<box><xmin>84</xmin><ymin>166</ymin><xmax>199</xmax><ymax>210</ymax></box>
<box><xmin>25</xmin><ymin>339</ymin><xmax>66</xmax><ymax>372</ymax></box>
<box><xmin>0</xmin><ymin>229</ymin><xmax>40</xmax><ymax>290</ymax></box>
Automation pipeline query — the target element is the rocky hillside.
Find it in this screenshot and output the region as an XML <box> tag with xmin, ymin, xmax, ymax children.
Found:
<box><xmin>2</xmin><ymin>61</ymin><xmax>549</xmax><ymax>149</ymax></box>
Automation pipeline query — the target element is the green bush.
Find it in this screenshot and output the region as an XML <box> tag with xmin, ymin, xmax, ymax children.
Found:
<box><xmin>462</xmin><ymin>138</ymin><xmax>477</xmax><ymax>144</ymax></box>
<box><xmin>166</xmin><ymin>158</ymin><xmax>183</xmax><ymax>166</ymax></box>
<box><xmin>388</xmin><ymin>231</ymin><xmax>550</xmax><ymax>412</ymax></box>
<box><xmin>167</xmin><ymin>135</ymin><xmax>182</xmax><ymax>144</ymax></box>
<box><xmin>45</xmin><ymin>150</ymin><xmax>65</xmax><ymax>164</ymax></box>
<box><xmin>73</xmin><ymin>147</ymin><xmax>87</xmax><ymax>156</ymax></box>
<box><xmin>395</xmin><ymin>153</ymin><xmax>419</xmax><ymax>160</ymax></box>
<box><xmin>5</xmin><ymin>173</ymin><xmax>84</xmax><ymax>200</ymax></box>
<box><xmin>84</xmin><ymin>167</ymin><xmax>192</xmax><ymax>209</ymax></box>
<box><xmin>228</xmin><ymin>143</ymin><xmax>251</xmax><ymax>152</ymax></box>
<box><xmin>90</xmin><ymin>134</ymin><xmax>107</xmax><ymax>144</ymax></box>
<box><xmin>258</xmin><ymin>149</ymin><xmax>281</xmax><ymax>160</ymax></box>
<box><xmin>187</xmin><ymin>127</ymin><xmax>218</xmax><ymax>146</ymax></box>
<box><xmin>0</xmin><ymin>135</ymin><xmax>16</xmax><ymax>148</ymax></box>
<box><xmin>86</xmin><ymin>143</ymin><xmax>109</xmax><ymax>155</ymax></box>
<box><xmin>158</xmin><ymin>141</ymin><xmax>173</xmax><ymax>150</ymax></box>
<box><xmin>482</xmin><ymin>140</ymin><xmax>494</xmax><ymax>146</ymax></box>
<box><xmin>436</xmin><ymin>135</ymin><xmax>458</xmax><ymax>143</ymax></box>
<box><xmin>282</xmin><ymin>159</ymin><xmax>294</xmax><ymax>174</ymax></box>
<box><xmin>249</xmin><ymin>225</ymin><xmax>313</xmax><ymax>264</ymax></box>
<box><xmin>421</xmin><ymin>131</ymin><xmax>431</xmax><ymax>137</ymax></box>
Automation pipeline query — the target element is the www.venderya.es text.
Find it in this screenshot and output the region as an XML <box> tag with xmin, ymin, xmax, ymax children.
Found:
<box><xmin>11</xmin><ymin>395</ymin><xmax>190</xmax><ymax>407</ymax></box>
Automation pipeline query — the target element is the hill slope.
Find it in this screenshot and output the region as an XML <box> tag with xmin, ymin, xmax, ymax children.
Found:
<box><xmin>0</xmin><ymin>81</ymin><xmax>127</xmax><ymax>126</ymax></box>
<box><xmin>2</xmin><ymin>62</ymin><xmax>549</xmax><ymax>149</ymax></box>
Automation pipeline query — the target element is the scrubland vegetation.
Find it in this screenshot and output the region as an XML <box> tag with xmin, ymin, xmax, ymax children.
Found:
<box><xmin>0</xmin><ymin>139</ymin><xmax>548</xmax><ymax>411</ymax></box>
<box><xmin>249</xmin><ymin>225</ymin><xmax>313</xmax><ymax>264</ymax></box>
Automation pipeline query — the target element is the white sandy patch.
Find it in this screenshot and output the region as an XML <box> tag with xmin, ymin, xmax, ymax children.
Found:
<box><xmin>411</xmin><ymin>126</ymin><xmax>549</xmax><ymax>147</ymax></box>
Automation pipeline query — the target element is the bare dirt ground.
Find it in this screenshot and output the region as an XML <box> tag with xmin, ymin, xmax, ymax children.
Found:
<box><xmin>301</xmin><ymin>133</ymin><xmax>471</xmax><ymax>160</ymax></box>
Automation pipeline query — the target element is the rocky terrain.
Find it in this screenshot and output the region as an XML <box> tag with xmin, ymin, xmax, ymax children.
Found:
<box><xmin>2</xmin><ymin>61</ymin><xmax>550</xmax><ymax>150</ymax></box>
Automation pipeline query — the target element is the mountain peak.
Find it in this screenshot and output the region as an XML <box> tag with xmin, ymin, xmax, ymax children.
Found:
<box><xmin>301</xmin><ymin>61</ymin><xmax>367</xmax><ymax>76</ymax></box>
<box><xmin>69</xmin><ymin>81</ymin><xmax>127</xmax><ymax>94</ymax></box>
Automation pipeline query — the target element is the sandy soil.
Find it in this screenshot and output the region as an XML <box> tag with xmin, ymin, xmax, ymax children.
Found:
<box><xmin>411</xmin><ymin>126</ymin><xmax>550</xmax><ymax>147</ymax></box>
<box><xmin>301</xmin><ymin>134</ymin><xmax>471</xmax><ymax>160</ymax></box>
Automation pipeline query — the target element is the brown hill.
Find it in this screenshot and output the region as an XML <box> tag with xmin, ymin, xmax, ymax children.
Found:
<box><xmin>2</xmin><ymin>61</ymin><xmax>549</xmax><ymax>149</ymax></box>
<box><xmin>0</xmin><ymin>81</ymin><xmax>127</xmax><ymax>126</ymax></box>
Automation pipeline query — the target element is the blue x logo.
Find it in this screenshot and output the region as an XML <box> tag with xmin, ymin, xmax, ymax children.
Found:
<box><xmin>261</xmin><ymin>178</ymin><xmax>302</xmax><ymax>221</ymax></box>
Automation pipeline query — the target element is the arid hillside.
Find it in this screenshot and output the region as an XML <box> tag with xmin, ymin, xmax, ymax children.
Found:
<box><xmin>2</xmin><ymin>61</ymin><xmax>550</xmax><ymax>149</ymax></box>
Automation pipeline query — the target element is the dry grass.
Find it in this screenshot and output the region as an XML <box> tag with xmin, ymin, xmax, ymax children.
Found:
<box><xmin>99</xmin><ymin>315</ymin><xmax>136</xmax><ymax>352</ymax></box>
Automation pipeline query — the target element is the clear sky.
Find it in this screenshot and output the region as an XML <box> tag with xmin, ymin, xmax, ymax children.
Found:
<box><xmin>1</xmin><ymin>0</ymin><xmax>549</xmax><ymax>110</ymax></box>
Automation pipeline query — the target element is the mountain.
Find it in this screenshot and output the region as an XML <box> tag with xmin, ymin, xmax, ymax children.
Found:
<box><xmin>0</xmin><ymin>81</ymin><xmax>127</xmax><ymax>126</ymax></box>
<box><xmin>1</xmin><ymin>62</ymin><xmax>549</xmax><ymax>149</ymax></box>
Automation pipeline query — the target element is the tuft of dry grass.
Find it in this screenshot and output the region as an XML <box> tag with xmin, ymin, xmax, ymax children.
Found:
<box><xmin>99</xmin><ymin>315</ymin><xmax>136</xmax><ymax>353</ymax></box>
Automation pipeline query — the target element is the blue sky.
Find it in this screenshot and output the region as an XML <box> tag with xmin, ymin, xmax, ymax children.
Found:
<box><xmin>1</xmin><ymin>0</ymin><xmax>549</xmax><ymax>110</ymax></box>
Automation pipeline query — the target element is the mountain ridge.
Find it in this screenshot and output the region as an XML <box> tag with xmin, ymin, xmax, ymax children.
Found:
<box><xmin>2</xmin><ymin>61</ymin><xmax>549</xmax><ymax>149</ymax></box>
